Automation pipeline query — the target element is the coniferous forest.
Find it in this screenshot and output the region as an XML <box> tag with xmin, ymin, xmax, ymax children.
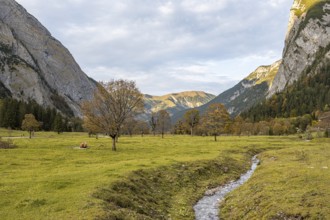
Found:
<box><xmin>0</xmin><ymin>98</ymin><xmax>83</xmax><ymax>133</ymax></box>
<box><xmin>242</xmin><ymin>62</ymin><xmax>330</xmax><ymax>122</ymax></box>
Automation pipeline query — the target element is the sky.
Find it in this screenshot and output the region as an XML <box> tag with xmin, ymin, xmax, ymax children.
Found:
<box><xmin>16</xmin><ymin>0</ymin><xmax>293</xmax><ymax>96</ymax></box>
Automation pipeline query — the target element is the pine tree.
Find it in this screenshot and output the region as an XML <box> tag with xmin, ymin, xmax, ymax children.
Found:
<box><xmin>53</xmin><ymin>114</ymin><xmax>64</xmax><ymax>134</ymax></box>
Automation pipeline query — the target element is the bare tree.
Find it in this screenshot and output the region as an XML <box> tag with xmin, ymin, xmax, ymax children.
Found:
<box><xmin>232</xmin><ymin>116</ymin><xmax>244</xmax><ymax>136</ymax></box>
<box><xmin>174</xmin><ymin>120</ymin><xmax>186</xmax><ymax>135</ymax></box>
<box><xmin>21</xmin><ymin>114</ymin><xmax>40</xmax><ymax>139</ymax></box>
<box><xmin>203</xmin><ymin>103</ymin><xmax>230</xmax><ymax>141</ymax></box>
<box><xmin>184</xmin><ymin>109</ymin><xmax>200</xmax><ymax>136</ymax></box>
<box><xmin>122</xmin><ymin>116</ymin><xmax>137</xmax><ymax>137</ymax></box>
<box><xmin>157</xmin><ymin>110</ymin><xmax>171</xmax><ymax>138</ymax></box>
<box><xmin>83</xmin><ymin>116</ymin><xmax>103</xmax><ymax>139</ymax></box>
<box><xmin>82</xmin><ymin>80</ymin><xmax>144</xmax><ymax>151</ymax></box>
<box><xmin>149</xmin><ymin>112</ymin><xmax>158</xmax><ymax>136</ymax></box>
<box><xmin>135</xmin><ymin>120</ymin><xmax>150</xmax><ymax>137</ymax></box>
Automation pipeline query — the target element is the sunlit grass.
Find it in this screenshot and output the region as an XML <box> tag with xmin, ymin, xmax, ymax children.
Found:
<box><xmin>293</xmin><ymin>0</ymin><xmax>320</xmax><ymax>17</ymax></box>
<box><xmin>221</xmin><ymin>138</ymin><xmax>330</xmax><ymax>219</ymax></box>
<box><xmin>0</xmin><ymin>132</ymin><xmax>246</xmax><ymax>219</ymax></box>
<box><xmin>0</xmin><ymin>130</ymin><xmax>328</xmax><ymax>219</ymax></box>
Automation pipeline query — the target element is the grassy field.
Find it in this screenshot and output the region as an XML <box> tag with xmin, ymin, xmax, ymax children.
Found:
<box><xmin>0</xmin><ymin>129</ymin><xmax>329</xmax><ymax>219</ymax></box>
<box><xmin>221</xmin><ymin>138</ymin><xmax>330</xmax><ymax>219</ymax></box>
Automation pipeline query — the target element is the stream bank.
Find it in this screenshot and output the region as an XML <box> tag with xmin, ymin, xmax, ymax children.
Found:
<box><xmin>94</xmin><ymin>153</ymin><xmax>257</xmax><ymax>219</ymax></box>
<box><xmin>194</xmin><ymin>155</ymin><xmax>259</xmax><ymax>220</ymax></box>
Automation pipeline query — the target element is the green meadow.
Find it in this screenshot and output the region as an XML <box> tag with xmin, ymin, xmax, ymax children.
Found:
<box><xmin>0</xmin><ymin>129</ymin><xmax>329</xmax><ymax>219</ymax></box>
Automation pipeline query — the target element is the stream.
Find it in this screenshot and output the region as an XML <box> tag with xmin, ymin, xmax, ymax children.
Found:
<box><xmin>194</xmin><ymin>155</ymin><xmax>259</xmax><ymax>220</ymax></box>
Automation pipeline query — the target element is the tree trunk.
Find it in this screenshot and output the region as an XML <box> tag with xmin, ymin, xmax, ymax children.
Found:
<box><xmin>112</xmin><ymin>137</ymin><xmax>117</xmax><ymax>151</ymax></box>
<box><xmin>162</xmin><ymin>132</ymin><xmax>164</xmax><ymax>139</ymax></box>
<box><xmin>29</xmin><ymin>130</ymin><xmax>32</xmax><ymax>139</ymax></box>
<box><xmin>214</xmin><ymin>134</ymin><xmax>217</xmax><ymax>142</ymax></box>
<box><xmin>191</xmin><ymin>127</ymin><xmax>193</xmax><ymax>136</ymax></box>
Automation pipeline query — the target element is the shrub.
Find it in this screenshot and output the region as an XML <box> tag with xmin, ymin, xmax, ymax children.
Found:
<box><xmin>325</xmin><ymin>129</ymin><xmax>329</xmax><ymax>138</ymax></box>
<box><xmin>0</xmin><ymin>139</ymin><xmax>16</xmax><ymax>149</ymax></box>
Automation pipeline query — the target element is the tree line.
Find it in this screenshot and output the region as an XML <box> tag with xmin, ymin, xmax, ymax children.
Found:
<box><xmin>1</xmin><ymin>75</ymin><xmax>328</xmax><ymax>151</ymax></box>
<box><xmin>81</xmin><ymin>78</ymin><xmax>329</xmax><ymax>153</ymax></box>
<box><xmin>0</xmin><ymin>98</ymin><xmax>83</xmax><ymax>133</ymax></box>
<box><xmin>173</xmin><ymin>109</ymin><xmax>326</xmax><ymax>137</ymax></box>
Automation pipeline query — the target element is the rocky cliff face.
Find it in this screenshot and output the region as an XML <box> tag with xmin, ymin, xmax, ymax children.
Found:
<box><xmin>269</xmin><ymin>0</ymin><xmax>330</xmax><ymax>96</ymax></box>
<box><xmin>0</xmin><ymin>0</ymin><xmax>97</xmax><ymax>116</ymax></box>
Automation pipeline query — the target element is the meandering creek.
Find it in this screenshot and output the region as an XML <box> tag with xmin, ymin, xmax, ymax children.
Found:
<box><xmin>194</xmin><ymin>155</ymin><xmax>259</xmax><ymax>220</ymax></box>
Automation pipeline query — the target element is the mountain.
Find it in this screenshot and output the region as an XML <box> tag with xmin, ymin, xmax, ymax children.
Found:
<box><xmin>202</xmin><ymin>60</ymin><xmax>281</xmax><ymax>116</ymax></box>
<box><xmin>242</xmin><ymin>0</ymin><xmax>330</xmax><ymax>120</ymax></box>
<box><xmin>242</xmin><ymin>61</ymin><xmax>330</xmax><ymax>121</ymax></box>
<box><xmin>174</xmin><ymin>0</ymin><xmax>330</xmax><ymax>122</ymax></box>
<box><xmin>172</xmin><ymin>60</ymin><xmax>281</xmax><ymax>122</ymax></box>
<box><xmin>0</xmin><ymin>0</ymin><xmax>97</xmax><ymax>116</ymax></box>
<box><xmin>269</xmin><ymin>0</ymin><xmax>330</xmax><ymax>97</ymax></box>
<box><xmin>142</xmin><ymin>91</ymin><xmax>215</xmax><ymax>119</ymax></box>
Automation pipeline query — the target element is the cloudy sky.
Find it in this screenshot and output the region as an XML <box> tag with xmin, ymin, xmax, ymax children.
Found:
<box><xmin>16</xmin><ymin>0</ymin><xmax>293</xmax><ymax>96</ymax></box>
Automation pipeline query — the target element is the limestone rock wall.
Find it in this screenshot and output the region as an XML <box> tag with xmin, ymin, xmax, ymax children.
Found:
<box><xmin>269</xmin><ymin>0</ymin><xmax>330</xmax><ymax>97</ymax></box>
<box><xmin>0</xmin><ymin>0</ymin><xmax>97</xmax><ymax>116</ymax></box>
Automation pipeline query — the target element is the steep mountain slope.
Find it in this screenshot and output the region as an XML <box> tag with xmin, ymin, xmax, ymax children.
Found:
<box><xmin>172</xmin><ymin>60</ymin><xmax>281</xmax><ymax>121</ymax></box>
<box><xmin>242</xmin><ymin>61</ymin><xmax>330</xmax><ymax>121</ymax></box>
<box><xmin>142</xmin><ymin>91</ymin><xmax>215</xmax><ymax>120</ymax></box>
<box><xmin>213</xmin><ymin>60</ymin><xmax>281</xmax><ymax>115</ymax></box>
<box><xmin>269</xmin><ymin>0</ymin><xmax>330</xmax><ymax>96</ymax></box>
<box><xmin>241</xmin><ymin>0</ymin><xmax>330</xmax><ymax>120</ymax></box>
<box><xmin>0</xmin><ymin>0</ymin><xmax>97</xmax><ymax>116</ymax></box>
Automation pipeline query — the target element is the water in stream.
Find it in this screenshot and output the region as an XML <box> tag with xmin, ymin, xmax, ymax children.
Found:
<box><xmin>194</xmin><ymin>155</ymin><xmax>259</xmax><ymax>220</ymax></box>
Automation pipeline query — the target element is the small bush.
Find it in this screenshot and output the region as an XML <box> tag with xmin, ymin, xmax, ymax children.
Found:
<box><xmin>0</xmin><ymin>139</ymin><xmax>16</xmax><ymax>149</ymax></box>
<box><xmin>325</xmin><ymin>129</ymin><xmax>329</xmax><ymax>138</ymax></box>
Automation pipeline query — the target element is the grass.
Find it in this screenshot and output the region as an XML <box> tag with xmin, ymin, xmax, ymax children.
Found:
<box><xmin>221</xmin><ymin>138</ymin><xmax>330</xmax><ymax>219</ymax></box>
<box><xmin>0</xmin><ymin>128</ymin><xmax>329</xmax><ymax>219</ymax></box>
<box><xmin>293</xmin><ymin>0</ymin><xmax>322</xmax><ymax>17</ymax></box>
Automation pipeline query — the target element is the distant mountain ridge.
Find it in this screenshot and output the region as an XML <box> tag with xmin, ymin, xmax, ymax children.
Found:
<box><xmin>172</xmin><ymin>60</ymin><xmax>281</xmax><ymax>121</ymax></box>
<box><xmin>205</xmin><ymin>60</ymin><xmax>281</xmax><ymax>116</ymax></box>
<box><xmin>0</xmin><ymin>0</ymin><xmax>97</xmax><ymax>116</ymax></box>
<box><xmin>142</xmin><ymin>91</ymin><xmax>215</xmax><ymax>120</ymax></box>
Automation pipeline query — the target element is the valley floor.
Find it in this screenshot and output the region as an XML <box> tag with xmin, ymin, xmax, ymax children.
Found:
<box><xmin>0</xmin><ymin>129</ymin><xmax>329</xmax><ymax>219</ymax></box>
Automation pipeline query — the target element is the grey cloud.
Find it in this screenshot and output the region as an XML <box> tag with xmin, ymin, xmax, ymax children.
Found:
<box><xmin>16</xmin><ymin>0</ymin><xmax>293</xmax><ymax>95</ymax></box>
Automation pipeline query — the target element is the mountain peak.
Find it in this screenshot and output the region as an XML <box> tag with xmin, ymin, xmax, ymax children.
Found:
<box><xmin>245</xmin><ymin>60</ymin><xmax>282</xmax><ymax>86</ymax></box>
<box><xmin>143</xmin><ymin>91</ymin><xmax>215</xmax><ymax>119</ymax></box>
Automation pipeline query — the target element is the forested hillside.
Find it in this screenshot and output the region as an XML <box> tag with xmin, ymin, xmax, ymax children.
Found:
<box><xmin>242</xmin><ymin>60</ymin><xmax>330</xmax><ymax>122</ymax></box>
<box><xmin>0</xmin><ymin>98</ymin><xmax>82</xmax><ymax>132</ymax></box>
